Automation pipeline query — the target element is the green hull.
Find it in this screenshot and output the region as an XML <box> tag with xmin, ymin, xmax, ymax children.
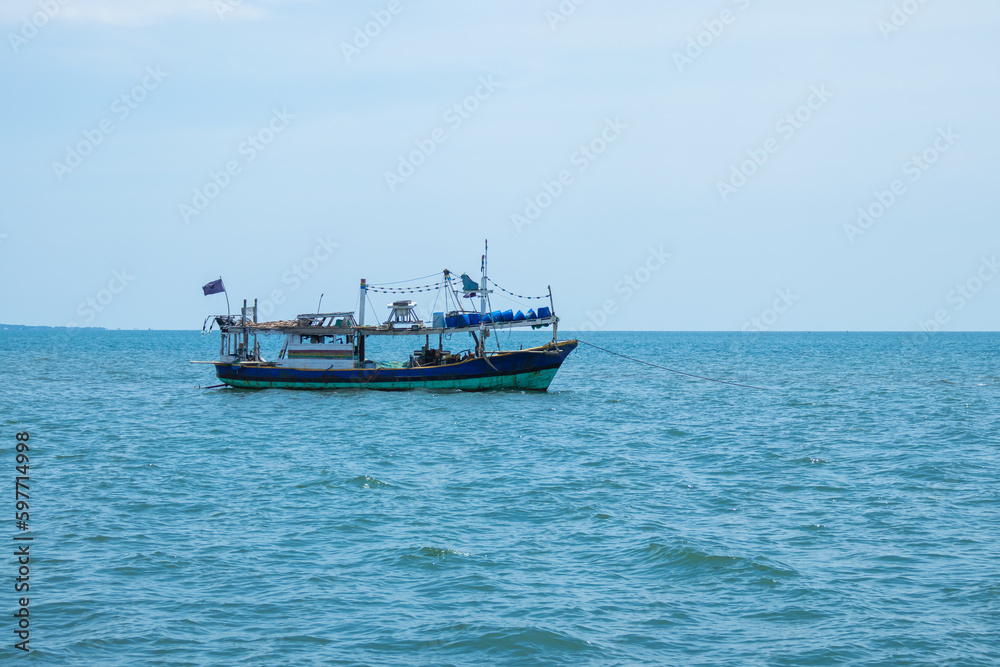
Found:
<box><xmin>220</xmin><ymin>367</ymin><xmax>559</xmax><ymax>391</ymax></box>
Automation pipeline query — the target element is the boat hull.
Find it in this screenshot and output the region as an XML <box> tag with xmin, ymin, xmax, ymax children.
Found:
<box><xmin>214</xmin><ymin>340</ymin><xmax>577</xmax><ymax>391</ymax></box>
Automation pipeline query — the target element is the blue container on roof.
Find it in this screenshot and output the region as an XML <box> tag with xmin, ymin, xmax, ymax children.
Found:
<box><xmin>501</xmin><ymin>309</ymin><xmax>514</xmax><ymax>322</ymax></box>
<box><xmin>469</xmin><ymin>313</ymin><xmax>482</xmax><ymax>325</ymax></box>
<box><xmin>537</xmin><ymin>306</ymin><xmax>551</xmax><ymax>319</ymax></box>
<box><xmin>457</xmin><ymin>314</ymin><xmax>471</xmax><ymax>327</ymax></box>
<box><xmin>482</xmin><ymin>312</ymin><xmax>492</xmax><ymax>324</ymax></box>
<box><xmin>513</xmin><ymin>310</ymin><xmax>525</xmax><ymax>322</ymax></box>
<box><xmin>526</xmin><ymin>309</ymin><xmax>537</xmax><ymax>319</ymax></box>
<box><xmin>445</xmin><ymin>315</ymin><xmax>458</xmax><ymax>328</ymax></box>
<box><xmin>491</xmin><ymin>310</ymin><xmax>502</xmax><ymax>322</ymax></box>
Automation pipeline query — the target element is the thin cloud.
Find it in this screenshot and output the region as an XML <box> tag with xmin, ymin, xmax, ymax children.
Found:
<box><xmin>0</xmin><ymin>0</ymin><xmax>273</xmax><ymax>26</ymax></box>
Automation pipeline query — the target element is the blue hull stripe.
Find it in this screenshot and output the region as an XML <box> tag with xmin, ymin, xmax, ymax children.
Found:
<box><xmin>215</xmin><ymin>341</ymin><xmax>578</xmax><ymax>391</ymax></box>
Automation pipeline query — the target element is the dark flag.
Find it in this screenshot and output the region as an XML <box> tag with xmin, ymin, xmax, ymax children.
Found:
<box><xmin>202</xmin><ymin>278</ymin><xmax>225</xmax><ymax>296</ymax></box>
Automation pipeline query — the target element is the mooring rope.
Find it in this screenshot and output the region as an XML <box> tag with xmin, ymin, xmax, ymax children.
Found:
<box><xmin>577</xmin><ymin>339</ymin><xmax>768</xmax><ymax>390</ymax></box>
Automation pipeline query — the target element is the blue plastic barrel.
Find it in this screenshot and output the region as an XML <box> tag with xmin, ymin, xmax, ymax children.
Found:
<box><xmin>482</xmin><ymin>312</ymin><xmax>493</xmax><ymax>323</ymax></box>
<box><xmin>501</xmin><ymin>309</ymin><xmax>514</xmax><ymax>322</ymax></box>
<box><xmin>457</xmin><ymin>314</ymin><xmax>471</xmax><ymax>327</ymax></box>
<box><xmin>445</xmin><ymin>315</ymin><xmax>458</xmax><ymax>328</ymax></box>
<box><xmin>537</xmin><ymin>306</ymin><xmax>551</xmax><ymax>319</ymax></box>
<box><xmin>513</xmin><ymin>310</ymin><xmax>525</xmax><ymax>321</ymax></box>
<box><xmin>526</xmin><ymin>309</ymin><xmax>537</xmax><ymax>319</ymax></box>
<box><xmin>491</xmin><ymin>310</ymin><xmax>502</xmax><ymax>322</ymax></box>
<box><xmin>469</xmin><ymin>313</ymin><xmax>482</xmax><ymax>325</ymax></box>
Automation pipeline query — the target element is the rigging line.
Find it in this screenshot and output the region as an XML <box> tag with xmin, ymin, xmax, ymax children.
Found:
<box><xmin>369</xmin><ymin>278</ymin><xmax>455</xmax><ymax>293</ymax></box>
<box><xmin>485</xmin><ymin>293</ymin><xmax>501</xmax><ymax>350</ymax></box>
<box><xmin>429</xmin><ymin>286</ymin><xmax>442</xmax><ymax>316</ymax></box>
<box><xmin>368</xmin><ymin>282</ymin><xmax>448</xmax><ymax>293</ymax></box>
<box><xmin>369</xmin><ymin>271</ymin><xmax>444</xmax><ymax>286</ymax></box>
<box><xmin>576</xmin><ymin>339</ymin><xmax>768</xmax><ymax>391</ymax></box>
<box><xmin>487</xmin><ymin>277</ymin><xmax>548</xmax><ymax>300</ymax></box>
<box><xmin>366</xmin><ymin>293</ymin><xmax>382</xmax><ymax>325</ymax></box>
<box><xmin>488</xmin><ymin>290</ymin><xmax>532</xmax><ymax>311</ymax></box>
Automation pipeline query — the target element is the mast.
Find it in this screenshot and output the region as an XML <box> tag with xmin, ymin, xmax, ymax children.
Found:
<box><xmin>480</xmin><ymin>241</ymin><xmax>488</xmax><ymax>321</ymax></box>
<box><xmin>242</xmin><ymin>299</ymin><xmax>249</xmax><ymax>359</ymax></box>
<box><xmin>478</xmin><ymin>240</ymin><xmax>489</xmax><ymax>356</ymax></box>
<box><xmin>358</xmin><ymin>279</ymin><xmax>367</xmax><ymax>325</ymax></box>
<box><xmin>548</xmin><ymin>285</ymin><xmax>557</xmax><ymax>342</ymax></box>
<box><xmin>357</xmin><ymin>278</ymin><xmax>367</xmax><ymax>364</ymax></box>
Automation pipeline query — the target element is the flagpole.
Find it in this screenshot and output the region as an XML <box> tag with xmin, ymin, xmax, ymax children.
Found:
<box><xmin>221</xmin><ymin>276</ymin><xmax>230</xmax><ymax>319</ymax></box>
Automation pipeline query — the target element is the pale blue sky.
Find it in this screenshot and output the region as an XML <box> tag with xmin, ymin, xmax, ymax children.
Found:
<box><xmin>2</xmin><ymin>0</ymin><xmax>998</xmax><ymax>330</ymax></box>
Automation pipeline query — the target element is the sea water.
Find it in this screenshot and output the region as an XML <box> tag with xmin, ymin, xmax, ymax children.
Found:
<box><xmin>1</xmin><ymin>330</ymin><xmax>998</xmax><ymax>665</ymax></box>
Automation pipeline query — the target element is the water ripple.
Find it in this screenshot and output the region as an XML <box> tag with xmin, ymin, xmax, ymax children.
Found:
<box><xmin>2</xmin><ymin>330</ymin><xmax>999</xmax><ymax>665</ymax></box>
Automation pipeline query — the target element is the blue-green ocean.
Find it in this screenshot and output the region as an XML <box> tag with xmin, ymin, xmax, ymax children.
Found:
<box><xmin>2</xmin><ymin>330</ymin><xmax>999</xmax><ymax>665</ymax></box>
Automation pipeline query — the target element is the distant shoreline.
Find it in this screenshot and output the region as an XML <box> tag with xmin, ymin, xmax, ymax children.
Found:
<box><xmin>1</xmin><ymin>324</ymin><xmax>105</xmax><ymax>331</ymax></box>
<box><xmin>1</xmin><ymin>325</ymin><xmax>996</xmax><ymax>334</ymax></box>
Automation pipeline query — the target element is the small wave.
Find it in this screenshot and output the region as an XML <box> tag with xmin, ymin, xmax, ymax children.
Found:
<box><xmin>294</xmin><ymin>477</ymin><xmax>337</xmax><ymax>490</ymax></box>
<box><xmin>455</xmin><ymin>625</ymin><xmax>600</xmax><ymax>658</ymax></box>
<box><xmin>273</xmin><ymin>635</ymin><xmax>333</xmax><ymax>645</ymax></box>
<box><xmin>345</xmin><ymin>475</ymin><xmax>391</xmax><ymax>489</ymax></box>
<box><xmin>404</xmin><ymin>546</ymin><xmax>475</xmax><ymax>559</ymax></box>
<box><xmin>790</xmin><ymin>457</ymin><xmax>828</xmax><ymax>465</ymax></box>
<box><xmin>640</xmin><ymin>540</ymin><xmax>800</xmax><ymax>580</ymax></box>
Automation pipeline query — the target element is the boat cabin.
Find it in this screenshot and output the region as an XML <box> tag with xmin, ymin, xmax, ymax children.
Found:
<box><xmin>280</xmin><ymin>333</ymin><xmax>356</xmax><ymax>370</ymax></box>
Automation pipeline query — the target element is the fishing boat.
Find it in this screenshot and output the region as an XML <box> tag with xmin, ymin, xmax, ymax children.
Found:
<box><xmin>196</xmin><ymin>245</ymin><xmax>577</xmax><ymax>391</ymax></box>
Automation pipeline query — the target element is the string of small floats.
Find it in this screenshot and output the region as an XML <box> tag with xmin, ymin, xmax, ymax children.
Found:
<box><xmin>365</xmin><ymin>275</ymin><xmax>547</xmax><ymax>301</ymax></box>
<box><xmin>486</xmin><ymin>278</ymin><xmax>548</xmax><ymax>300</ymax></box>
<box><xmin>367</xmin><ymin>280</ymin><xmax>453</xmax><ymax>294</ymax></box>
